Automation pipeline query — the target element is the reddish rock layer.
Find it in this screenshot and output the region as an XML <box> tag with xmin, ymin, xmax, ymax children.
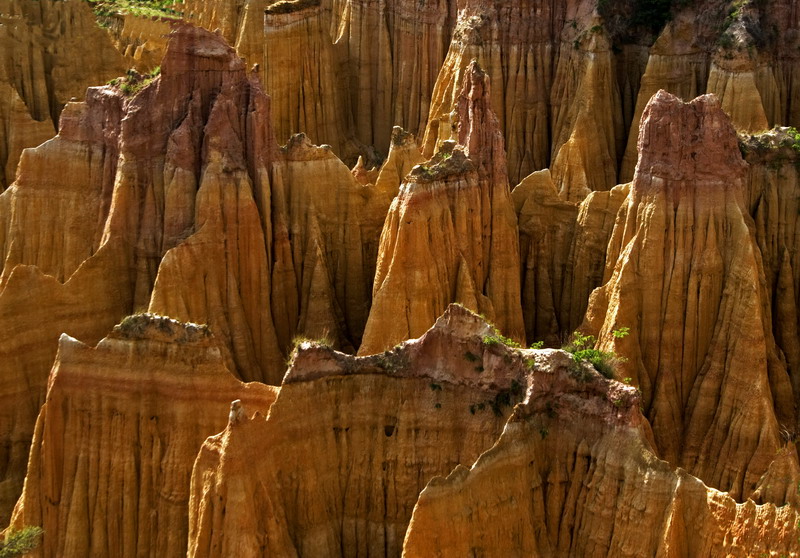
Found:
<box><xmin>187</xmin><ymin>304</ymin><xmax>800</xmax><ymax>558</ymax></box>
<box><xmin>620</xmin><ymin>0</ymin><xmax>800</xmax><ymax>181</ymax></box>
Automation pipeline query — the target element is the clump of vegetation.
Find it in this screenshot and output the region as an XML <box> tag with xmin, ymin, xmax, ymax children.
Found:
<box><xmin>264</xmin><ymin>0</ymin><xmax>321</xmax><ymax>15</ymax></box>
<box><xmin>572</xmin><ymin>23</ymin><xmax>605</xmax><ymax>50</ymax></box>
<box><xmin>480</xmin><ymin>335</ymin><xmax>499</xmax><ymax>347</ymax></box>
<box><xmin>612</xmin><ymin>326</ymin><xmax>630</xmax><ymax>339</ymax></box>
<box><xmin>0</xmin><ymin>527</ymin><xmax>43</xmax><ymax>558</ymax></box>
<box><xmin>116</xmin><ymin>312</ymin><xmax>209</xmax><ymax>342</ymax></box>
<box><xmin>374</xmin><ymin>350</ymin><xmax>406</xmax><ymax>374</ymax></box>
<box><xmin>390</xmin><ymin>126</ymin><xmax>414</xmax><ymax>147</ymax></box>
<box><xmin>739</xmin><ymin>127</ymin><xmax>800</xmax><ymax>168</ymax></box>
<box><xmin>409</xmin><ymin>143</ymin><xmax>475</xmax><ymax>183</ymax></box>
<box><xmin>789</xmin><ymin>127</ymin><xmax>800</xmax><ymax>152</ymax></box>
<box><xmin>118</xmin><ymin>313</ymin><xmax>147</xmax><ymax>336</ymax></box>
<box><xmin>155</xmin><ymin>316</ymin><xmax>174</xmax><ymax>334</ymax></box>
<box><xmin>285</xmin><ymin>334</ymin><xmax>333</xmax><ymax>366</ymax></box>
<box><xmin>290</xmin><ymin>334</ymin><xmax>332</xmax><ymax>351</ymax></box>
<box><xmin>481</xmin><ymin>321</ymin><xmax>524</xmax><ymax>349</ymax></box>
<box><xmin>525</xmin><ymin>358</ymin><xmax>536</xmax><ymax>370</ymax></box>
<box><xmin>715</xmin><ymin>0</ymin><xmax>747</xmax><ymax>51</ymax></box>
<box><xmin>108</xmin><ymin>66</ymin><xmax>160</xmax><ymax>97</ymax></box>
<box><xmin>562</xmin><ymin>327</ymin><xmax>629</xmax><ymax>380</ymax></box>
<box><xmin>715</xmin><ymin>0</ymin><xmax>773</xmax><ymax>54</ymax></box>
<box><xmin>716</xmin><ymin>32</ymin><xmax>735</xmax><ymax>49</ymax></box>
<box><xmin>482</xmin><ymin>332</ymin><xmax>522</xmax><ymax>349</ymax></box>
<box><xmin>720</xmin><ymin>0</ymin><xmax>749</xmax><ymax>36</ymax></box>
<box><xmin>86</xmin><ymin>0</ymin><xmax>181</xmax><ymax>19</ymax></box>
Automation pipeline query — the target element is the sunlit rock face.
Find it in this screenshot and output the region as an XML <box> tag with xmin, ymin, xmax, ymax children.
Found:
<box><xmin>189</xmin><ymin>305</ymin><xmax>532</xmax><ymax>558</ymax></box>
<box><xmin>402</xmin><ymin>334</ymin><xmax>800</xmax><ymax>558</ymax></box>
<box><xmin>2</xmin><ymin>1</ymin><xmax>800</xmax><ymax>556</ymax></box>
<box><xmin>0</xmin><ymin>23</ymin><xmax>398</xmax><ymax>523</ymax></box>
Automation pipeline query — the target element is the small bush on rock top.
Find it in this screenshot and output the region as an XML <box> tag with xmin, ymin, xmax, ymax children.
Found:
<box><xmin>562</xmin><ymin>328</ymin><xmax>629</xmax><ymax>380</ymax></box>
<box><xmin>108</xmin><ymin>66</ymin><xmax>160</xmax><ymax>97</ymax></box>
<box><xmin>264</xmin><ymin>0</ymin><xmax>321</xmax><ymax>15</ymax></box>
<box><xmin>0</xmin><ymin>527</ymin><xmax>43</xmax><ymax>558</ymax></box>
<box><xmin>482</xmin><ymin>333</ymin><xmax>521</xmax><ymax>349</ymax></box>
<box><xmin>87</xmin><ymin>0</ymin><xmax>181</xmax><ymax>19</ymax></box>
<box><xmin>788</xmin><ymin>127</ymin><xmax>800</xmax><ymax>153</ymax></box>
<box><xmin>285</xmin><ymin>334</ymin><xmax>333</xmax><ymax>366</ymax></box>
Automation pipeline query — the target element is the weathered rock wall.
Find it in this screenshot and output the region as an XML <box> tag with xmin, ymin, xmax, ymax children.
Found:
<box><xmin>8</xmin><ymin>315</ymin><xmax>276</xmax><ymax>558</ymax></box>
<box><xmin>0</xmin><ymin>85</ymin><xmax>131</xmax><ymax>523</ymax></box>
<box><xmin>109</xmin><ymin>14</ymin><xmax>175</xmax><ymax>68</ymax></box>
<box><xmin>0</xmin><ymin>24</ymin><xmax>398</xmax><ymax>524</ymax></box>
<box><xmin>0</xmin><ymin>0</ymin><xmax>127</xmax><ymax>189</ymax></box>
<box><xmin>184</xmin><ymin>0</ymin><xmax>454</xmax><ymax>163</ymax></box>
<box><xmin>583</xmin><ymin>90</ymin><xmax>797</xmax><ymax>502</ymax></box>
<box><xmin>359</xmin><ymin>62</ymin><xmax>524</xmax><ymax>355</ymax></box>
<box><xmin>1</xmin><ymin>5</ymin><xmax>800</xmax><ymax>556</ymax></box>
<box><xmin>742</xmin><ymin>128</ymin><xmax>800</xmax><ymax>414</ymax></box>
<box><xmin>402</xmin><ymin>346</ymin><xmax>800</xmax><ymax>557</ymax></box>
<box><xmin>187</xmin><ymin>305</ymin><xmax>800</xmax><ymax>558</ymax></box>
<box><xmin>176</xmin><ymin>0</ymin><xmax>800</xmax><ymax>198</ymax></box>
<box><xmin>188</xmin><ymin>305</ymin><xmax>526</xmax><ymax>558</ymax></box>
<box><xmin>620</xmin><ymin>0</ymin><xmax>800</xmax><ymax>181</ymax></box>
